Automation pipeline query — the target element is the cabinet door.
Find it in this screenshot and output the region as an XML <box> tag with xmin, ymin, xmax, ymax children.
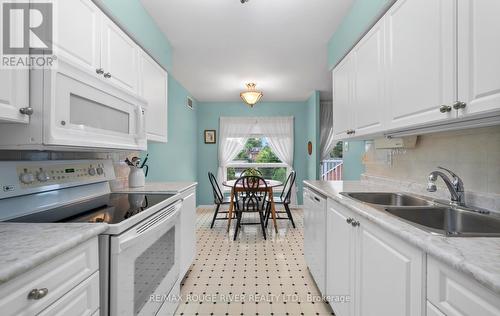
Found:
<box><xmin>139</xmin><ymin>52</ymin><xmax>168</xmax><ymax>143</ymax></box>
<box><xmin>326</xmin><ymin>200</ymin><xmax>355</xmax><ymax>316</ymax></box>
<box><xmin>458</xmin><ymin>0</ymin><xmax>500</xmax><ymax>117</ymax></box>
<box><xmin>101</xmin><ymin>16</ymin><xmax>139</xmax><ymax>95</ymax></box>
<box><xmin>427</xmin><ymin>256</ymin><xmax>500</xmax><ymax>316</ymax></box>
<box><xmin>0</xmin><ymin>69</ymin><xmax>29</xmax><ymax>124</ymax></box>
<box><xmin>54</xmin><ymin>0</ymin><xmax>101</xmax><ymax>75</ymax></box>
<box><xmin>385</xmin><ymin>0</ymin><xmax>457</xmax><ymax>130</ymax></box>
<box><xmin>332</xmin><ymin>55</ymin><xmax>354</xmax><ymax>139</ymax></box>
<box><xmin>357</xmin><ymin>222</ymin><xmax>424</xmax><ymax>316</ymax></box>
<box><xmin>179</xmin><ymin>189</ymin><xmax>197</xmax><ymax>277</ymax></box>
<box><xmin>352</xmin><ymin>20</ymin><xmax>385</xmax><ymax>137</ymax></box>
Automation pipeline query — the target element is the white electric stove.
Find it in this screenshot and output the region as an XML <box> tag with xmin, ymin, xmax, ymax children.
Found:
<box><xmin>0</xmin><ymin>160</ymin><xmax>182</xmax><ymax>316</ymax></box>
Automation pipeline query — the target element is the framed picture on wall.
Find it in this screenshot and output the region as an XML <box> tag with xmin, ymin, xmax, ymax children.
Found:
<box><xmin>204</xmin><ymin>130</ymin><xmax>216</xmax><ymax>144</ymax></box>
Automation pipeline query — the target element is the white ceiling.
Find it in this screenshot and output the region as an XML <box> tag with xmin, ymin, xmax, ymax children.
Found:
<box><xmin>140</xmin><ymin>0</ymin><xmax>353</xmax><ymax>102</ymax></box>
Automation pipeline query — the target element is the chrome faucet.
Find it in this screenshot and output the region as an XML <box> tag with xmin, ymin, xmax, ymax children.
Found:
<box><xmin>427</xmin><ymin>167</ymin><xmax>465</xmax><ymax>206</ymax></box>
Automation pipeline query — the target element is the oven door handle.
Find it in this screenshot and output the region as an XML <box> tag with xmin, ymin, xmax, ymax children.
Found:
<box><xmin>117</xmin><ymin>201</ymin><xmax>182</xmax><ymax>252</ymax></box>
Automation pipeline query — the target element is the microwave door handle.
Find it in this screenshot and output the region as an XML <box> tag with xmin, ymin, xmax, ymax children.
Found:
<box><xmin>118</xmin><ymin>201</ymin><xmax>182</xmax><ymax>252</ymax></box>
<box><xmin>135</xmin><ymin>106</ymin><xmax>146</xmax><ymax>141</ymax></box>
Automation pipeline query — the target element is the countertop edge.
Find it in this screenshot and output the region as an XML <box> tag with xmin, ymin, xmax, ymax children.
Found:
<box><xmin>303</xmin><ymin>180</ymin><xmax>500</xmax><ymax>296</ymax></box>
<box><xmin>0</xmin><ymin>223</ymin><xmax>108</xmax><ymax>285</ymax></box>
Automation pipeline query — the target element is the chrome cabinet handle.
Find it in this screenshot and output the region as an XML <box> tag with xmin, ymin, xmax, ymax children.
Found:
<box><xmin>104</xmin><ymin>72</ymin><xmax>112</xmax><ymax>79</ymax></box>
<box><xmin>19</xmin><ymin>107</ymin><xmax>34</xmax><ymax>116</ymax></box>
<box><xmin>452</xmin><ymin>101</ymin><xmax>467</xmax><ymax>110</ymax></box>
<box><xmin>96</xmin><ymin>68</ymin><xmax>104</xmax><ymax>75</ymax></box>
<box><xmin>439</xmin><ymin>105</ymin><xmax>452</xmax><ymax>113</ymax></box>
<box><xmin>346</xmin><ymin>217</ymin><xmax>353</xmax><ymax>224</ymax></box>
<box><xmin>28</xmin><ymin>288</ymin><xmax>49</xmax><ymax>300</ymax></box>
<box><xmin>351</xmin><ymin>220</ymin><xmax>360</xmax><ymax>227</ymax></box>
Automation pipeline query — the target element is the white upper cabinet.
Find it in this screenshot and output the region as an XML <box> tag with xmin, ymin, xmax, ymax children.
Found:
<box><xmin>352</xmin><ymin>20</ymin><xmax>385</xmax><ymax>136</ymax></box>
<box><xmin>385</xmin><ymin>0</ymin><xmax>457</xmax><ymax>130</ymax></box>
<box><xmin>101</xmin><ymin>15</ymin><xmax>139</xmax><ymax>95</ymax></box>
<box><xmin>0</xmin><ymin>69</ymin><xmax>29</xmax><ymax>124</ymax></box>
<box><xmin>54</xmin><ymin>0</ymin><xmax>101</xmax><ymax>75</ymax></box>
<box><xmin>139</xmin><ymin>52</ymin><xmax>168</xmax><ymax>143</ymax></box>
<box><xmin>457</xmin><ymin>0</ymin><xmax>500</xmax><ymax>117</ymax></box>
<box><xmin>333</xmin><ymin>55</ymin><xmax>354</xmax><ymax>139</ymax></box>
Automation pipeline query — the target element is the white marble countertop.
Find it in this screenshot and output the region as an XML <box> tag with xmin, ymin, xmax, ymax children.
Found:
<box><xmin>0</xmin><ymin>223</ymin><xmax>107</xmax><ymax>285</ymax></box>
<box><xmin>303</xmin><ymin>180</ymin><xmax>500</xmax><ymax>295</ymax></box>
<box><xmin>113</xmin><ymin>182</ymin><xmax>197</xmax><ymax>194</ymax></box>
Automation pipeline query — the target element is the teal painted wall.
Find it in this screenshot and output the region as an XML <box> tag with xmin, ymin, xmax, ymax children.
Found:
<box><xmin>342</xmin><ymin>141</ymin><xmax>366</xmax><ymax>180</ymax></box>
<box><xmin>143</xmin><ymin>75</ymin><xmax>198</xmax><ymax>182</ymax></box>
<box><xmin>97</xmin><ymin>0</ymin><xmax>172</xmax><ymax>70</ymax></box>
<box><xmin>328</xmin><ymin>0</ymin><xmax>394</xmax><ymax>68</ymax></box>
<box><xmin>196</xmin><ymin>102</ymin><xmax>309</xmax><ymax>206</ymax></box>
<box><xmin>102</xmin><ymin>0</ymin><xmax>197</xmax><ymax>182</ymax></box>
<box><xmin>306</xmin><ymin>91</ymin><xmax>320</xmax><ymax>180</ymax></box>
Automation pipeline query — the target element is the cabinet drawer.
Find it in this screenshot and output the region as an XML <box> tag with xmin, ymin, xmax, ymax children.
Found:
<box><xmin>0</xmin><ymin>238</ymin><xmax>99</xmax><ymax>316</ymax></box>
<box><xmin>39</xmin><ymin>272</ymin><xmax>99</xmax><ymax>316</ymax></box>
<box><xmin>427</xmin><ymin>256</ymin><xmax>500</xmax><ymax>316</ymax></box>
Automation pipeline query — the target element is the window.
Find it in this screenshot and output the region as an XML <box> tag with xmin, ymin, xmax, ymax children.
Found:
<box><xmin>226</xmin><ymin>137</ymin><xmax>289</xmax><ymax>182</ymax></box>
<box><xmin>321</xmin><ymin>141</ymin><xmax>343</xmax><ymax>181</ymax></box>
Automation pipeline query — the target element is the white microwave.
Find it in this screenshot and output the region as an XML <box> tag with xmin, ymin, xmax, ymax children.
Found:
<box><xmin>0</xmin><ymin>59</ymin><xmax>147</xmax><ymax>151</ymax></box>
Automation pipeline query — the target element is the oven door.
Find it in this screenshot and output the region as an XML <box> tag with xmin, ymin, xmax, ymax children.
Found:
<box><xmin>109</xmin><ymin>201</ymin><xmax>181</xmax><ymax>316</ymax></box>
<box><xmin>43</xmin><ymin>61</ymin><xmax>147</xmax><ymax>151</ymax></box>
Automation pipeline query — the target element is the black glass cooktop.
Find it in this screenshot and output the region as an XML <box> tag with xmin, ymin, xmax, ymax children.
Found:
<box><xmin>8</xmin><ymin>193</ymin><xmax>175</xmax><ymax>224</ymax></box>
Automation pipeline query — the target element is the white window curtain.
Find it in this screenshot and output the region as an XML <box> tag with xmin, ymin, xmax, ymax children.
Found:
<box><xmin>217</xmin><ymin>117</ymin><xmax>255</xmax><ymax>184</ymax></box>
<box><xmin>217</xmin><ymin>117</ymin><xmax>297</xmax><ymax>204</ymax></box>
<box><xmin>257</xmin><ymin>117</ymin><xmax>297</xmax><ymax>205</ymax></box>
<box><xmin>320</xmin><ymin>101</ymin><xmax>336</xmax><ymax>160</ymax></box>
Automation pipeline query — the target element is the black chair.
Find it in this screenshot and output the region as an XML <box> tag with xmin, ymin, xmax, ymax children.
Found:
<box><xmin>265</xmin><ymin>171</ymin><xmax>296</xmax><ymax>228</ymax></box>
<box><xmin>208</xmin><ymin>172</ymin><xmax>232</xmax><ymax>228</ymax></box>
<box><xmin>233</xmin><ymin>176</ymin><xmax>268</xmax><ymax>240</ymax></box>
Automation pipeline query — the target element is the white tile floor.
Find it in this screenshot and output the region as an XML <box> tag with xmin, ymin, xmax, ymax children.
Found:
<box><xmin>175</xmin><ymin>207</ymin><xmax>335</xmax><ymax>316</ymax></box>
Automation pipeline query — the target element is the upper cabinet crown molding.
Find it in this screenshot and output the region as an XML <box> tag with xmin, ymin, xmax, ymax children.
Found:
<box><xmin>332</xmin><ymin>0</ymin><xmax>500</xmax><ymax>141</ymax></box>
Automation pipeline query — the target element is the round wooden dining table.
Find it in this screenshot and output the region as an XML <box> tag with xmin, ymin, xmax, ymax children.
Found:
<box><xmin>222</xmin><ymin>179</ymin><xmax>283</xmax><ymax>233</ymax></box>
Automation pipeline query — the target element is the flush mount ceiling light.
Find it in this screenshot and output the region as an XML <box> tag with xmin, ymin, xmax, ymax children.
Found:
<box><xmin>240</xmin><ymin>83</ymin><xmax>263</xmax><ymax>107</ymax></box>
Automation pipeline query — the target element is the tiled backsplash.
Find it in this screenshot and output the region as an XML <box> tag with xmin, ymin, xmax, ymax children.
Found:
<box><xmin>362</xmin><ymin>126</ymin><xmax>500</xmax><ymax>210</ymax></box>
<box><xmin>0</xmin><ymin>150</ymin><xmax>137</xmax><ymax>189</ymax></box>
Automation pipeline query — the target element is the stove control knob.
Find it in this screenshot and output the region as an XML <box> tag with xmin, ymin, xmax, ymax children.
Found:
<box><xmin>88</xmin><ymin>168</ymin><xmax>96</xmax><ymax>176</ymax></box>
<box><xmin>20</xmin><ymin>172</ymin><xmax>35</xmax><ymax>184</ymax></box>
<box><xmin>96</xmin><ymin>167</ymin><xmax>104</xmax><ymax>175</ymax></box>
<box><xmin>36</xmin><ymin>171</ymin><xmax>51</xmax><ymax>182</ymax></box>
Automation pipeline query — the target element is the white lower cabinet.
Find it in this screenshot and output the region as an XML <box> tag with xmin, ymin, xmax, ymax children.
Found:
<box><xmin>325</xmin><ymin>198</ymin><xmax>424</xmax><ymax>316</ymax></box>
<box><xmin>0</xmin><ymin>238</ymin><xmax>100</xmax><ymax>316</ymax></box>
<box><xmin>179</xmin><ymin>188</ymin><xmax>197</xmax><ymax>277</ymax></box>
<box><xmin>38</xmin><ymin>272</ymin><xmax>100</xmax><ymax>316</ymax></box>
<box><xmin>427</xmin><ymin>256</ymin><xmax>500</xmax><ymax>316</ymax></box>
<box><xmin>357</xmin><ymin>218</ymin><xmax>424</xmax><ymax>316</ymax></box>
<box><xmin>325</xmin><ymin>200</ymin><xmax>356</xmax><ymax>316</ymax></box>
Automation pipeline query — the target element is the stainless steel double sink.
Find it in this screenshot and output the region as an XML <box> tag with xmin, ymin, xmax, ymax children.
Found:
<box><xmin>340</xmin><ymin>192</ymin><xmax>500</xmax><ymax>237</ymax></box>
